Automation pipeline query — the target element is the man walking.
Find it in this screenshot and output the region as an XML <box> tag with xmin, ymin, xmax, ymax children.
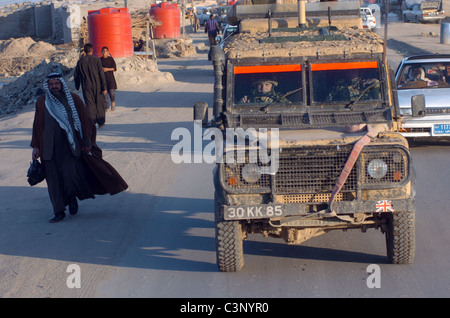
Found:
<box><xmin>74</xmin><ymin>43</ymin><xmax>107</xmax><ymax>127</ymax></box>
<box><xmin>31</xmin><ymin>73</ymin><xmax>96</xmax><ymax>222</ymax></box>
<box><xmin>31</xmin><ymin>72</ymin><xmax>128</xmax><ymax>223</ymax></box>
<box><xmin>205</xmin><ymin>14</ymin><xmax>220</xmax><ymax>46</ymax></box>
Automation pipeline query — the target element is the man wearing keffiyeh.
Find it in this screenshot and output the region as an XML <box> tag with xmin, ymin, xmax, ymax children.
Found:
<box><xmin>31</xmin><ymin>73</ymin><xmax>96</xmax><ymax>223</ymax></box>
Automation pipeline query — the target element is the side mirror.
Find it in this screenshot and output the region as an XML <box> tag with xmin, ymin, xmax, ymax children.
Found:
<box><xmin>411</xmin><ymin>94</ymin><xmax>426</xmax><ymax>117</ymax></box>
<box><xmin>194</xmin><ymin>102</ymin><xmax>209</xmax><ymax>127</ymax></box>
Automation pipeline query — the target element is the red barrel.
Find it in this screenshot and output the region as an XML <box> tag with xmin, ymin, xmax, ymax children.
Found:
<box><xmin>88</xmin><ymin>7</ymin><xmax>133</xmax><ymax>58</ymax></box>
<box><xmin>150</xmin><ymin>3</ymin><xmax>180</xmax><ymax>39</ymax></box>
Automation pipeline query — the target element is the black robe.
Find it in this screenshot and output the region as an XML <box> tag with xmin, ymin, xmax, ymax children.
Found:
<box><xmin>74</xmin><ymin>54</ymin><xmax>107</xmax><ymax>125</ymax></box>
<box><xmin>41</xmin><ymin>95</ymin><xmax>94</xmax><ymax>215</ymax></box>
<box><xmin>31</xmin><ymin>93</ymin><xmax>128</xmax><ymax>215</ymax></box>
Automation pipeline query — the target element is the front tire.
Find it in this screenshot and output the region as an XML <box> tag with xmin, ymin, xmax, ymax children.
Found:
<box><xmin>215</xmin><ymin>220</ymin><xmax>245</xmax><ymax>272</ymax></box>
<box><xmin>385</xmin><ymin>210</ymin><xmax>416</xmax><ymax>264</ymax></box>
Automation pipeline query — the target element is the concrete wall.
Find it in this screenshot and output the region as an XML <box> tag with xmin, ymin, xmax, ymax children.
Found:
<box><xmin>0</xmin><ymin>0</ymin><xmax>144</xmax><ymax>44</ymax></box>
<box><xmin>34</xmin><ymin>5</ymin><xmax>53</xmax><ymax>38</ymax></box>
<box><xmin>0</xmin><ymin>7</ymin><xmax>36</xmax><ymax>39</ymax></box>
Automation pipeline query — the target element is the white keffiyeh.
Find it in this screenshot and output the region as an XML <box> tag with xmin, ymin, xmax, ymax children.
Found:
<box><xmin>43</xmin><ymin>73</ymin><xmax>83</xmax><ymax>151</ymax></box>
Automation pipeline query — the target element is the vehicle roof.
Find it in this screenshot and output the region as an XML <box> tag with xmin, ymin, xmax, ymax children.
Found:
<box><xmin>224</xmin><ymin>27</ymin><xmax>384</xmax><ymax>59</ymax></box>
<box><xmin>402</xmin><ymin>54</ymin><xmax>450</xmax><ymax>63</ymax></box>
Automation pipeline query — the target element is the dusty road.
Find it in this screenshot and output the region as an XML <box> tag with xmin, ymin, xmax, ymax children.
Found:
<box><xmin>0</xmin><ymin>22</ymin><xmax>449</xmax><ymax>299</ymax></box>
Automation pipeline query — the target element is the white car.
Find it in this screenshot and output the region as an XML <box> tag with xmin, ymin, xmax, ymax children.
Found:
<box><xmin>360</xmin><ymin>7</ymin><xmax>376</xmax><ymax>29</ymax></box>
<box><xmin>403</xmin><ymin>1</ymin><xmax>445</xmax><ymax>23</ymax></box>
<box><xmin>395</xmin><ymin>54</ymin><xmax>450</xmax><ymax>138</ymax></box>
<box><xmin>196</xmin><ymin>7</ymin><xmax>211</xmax><ymax>26</ymax></box>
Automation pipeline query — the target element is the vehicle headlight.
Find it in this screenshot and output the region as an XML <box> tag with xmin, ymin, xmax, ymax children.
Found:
<box><xmin>241</xmin><ymin>163</ymin><xmax>261</xmax><ymax>183</ymax></box>
<box><xmin>367</xmin><ymin>159</ymin><xmax>388</xmax><ymax>179</ymax></box>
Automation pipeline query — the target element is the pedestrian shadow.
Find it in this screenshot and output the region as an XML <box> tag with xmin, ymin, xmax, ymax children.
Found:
<box><xmin>0</xmin><ymin>186</ymin><xmax>217</xmax><ymax>272</ymax></box>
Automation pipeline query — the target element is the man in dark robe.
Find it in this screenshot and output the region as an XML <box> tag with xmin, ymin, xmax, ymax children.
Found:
<box><xmin>31</xmin><ymin>73</ymin><xmax>96</xmax><ymax>222</ymax></box>
<box><xmin>31</xmin><ymin>73</ymin><xmax>128</xmax><ymax>223</ymax></box>
<box><xmin>74</xmin><ymin>43</ymin><xmax>107</xmax><ymax>127</ymax></box>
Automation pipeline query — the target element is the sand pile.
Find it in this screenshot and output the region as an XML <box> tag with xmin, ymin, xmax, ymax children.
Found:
<box><xmin>0</xmin><ymin>37</ymin><xmax>177</xmax><ymax>115</ymax></box>
<box><xmin>155</xmin><ymin>38</ymin><xmax>200</xmax><ymax>58</ymax></box>
<box><xmin>0</xmin><ymin>37</ymin><xmax>57</xmax><ymax>77</ymax></box>
<box><xmin>0</xmin><ymin>37</ymin><xmax>56</xmax><ymax>58</ymax></box>
<box><xmin>114</xmin><ymin>55</ymin><xmax>174</xmax><ymax>89</ymax></box>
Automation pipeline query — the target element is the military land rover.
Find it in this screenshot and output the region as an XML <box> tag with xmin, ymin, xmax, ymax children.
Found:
<box><xmin>194</xmin><ymin>0</ymin><xmax>424</xmax><ymax>272</ymax></box>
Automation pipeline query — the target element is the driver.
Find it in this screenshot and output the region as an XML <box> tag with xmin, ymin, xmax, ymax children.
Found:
<box><xmin>240</xmin><ymin>76</ymin><xmax>286</xmax><ymax>104</ymax></box>
<box><xmin>407</xmin><ymin>66</ymin><xmax>428</xmax><ymax>82</ymax></box>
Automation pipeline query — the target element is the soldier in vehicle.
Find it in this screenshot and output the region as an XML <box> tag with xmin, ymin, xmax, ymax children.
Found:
<box><xmin>327</xmin><ymin>69</ymin><xmax>380</xmax><ymax>102</ymax></box>
<box><xmin>239</xmin><ymin>76</ymin><xmax>289</xmax><ymax>104</ymax></box>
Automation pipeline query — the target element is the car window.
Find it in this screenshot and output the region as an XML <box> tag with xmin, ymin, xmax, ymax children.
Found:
<box><xmin>233</xmin><ymin>64</ymin><xmax>303</xmax><ymax>105</ymax></box>
<box><xmin>311</xmin><ymin>61</ymin><xmax>382</xmax><ymax>103</ymax></box>
<box><xmin>397</xmin><ymin>62</ymin><xmax>450</xmax><ymax>89</ymax></box>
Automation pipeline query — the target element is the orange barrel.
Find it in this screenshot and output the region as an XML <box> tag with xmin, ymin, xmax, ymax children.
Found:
<box><xmin>87</xmin><ymin>7</ymin><xmax>133</xmax><ymax>57</ymax></box>
<box><xmin>150</xmin><ymin>3</ymin><xmax>180</xmax><ymax>39</ymax></box>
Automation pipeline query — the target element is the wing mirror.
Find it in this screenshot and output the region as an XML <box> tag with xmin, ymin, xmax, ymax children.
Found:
<box><xmin>411</xmin><ymin>94</ymin><xmax>426</xmax><ymax>117</ymax></box>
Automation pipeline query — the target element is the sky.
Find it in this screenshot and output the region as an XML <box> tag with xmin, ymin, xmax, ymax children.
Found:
<box><xmin>0</xmin><ymin>0</ymin><xmax>41</xmax><ymax>4</ymax></box>
<box><xmin>0</xmin><ymin>0</ymin><xmax>48</xmax><ymax>7</ymax></box>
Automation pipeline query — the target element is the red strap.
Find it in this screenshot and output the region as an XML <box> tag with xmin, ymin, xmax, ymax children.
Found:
<box><xmin>328</xmin><ymin>132</ymin><xmax>373</xmax><ymax>210</ymax></box>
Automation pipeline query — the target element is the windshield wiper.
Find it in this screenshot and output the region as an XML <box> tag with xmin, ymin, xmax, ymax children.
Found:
<box><xmin>260</xmin><ymin>87</ymin><xmax>303</xmax><ymax>112</ymax></box>
<box><xmin>346</xmin><ymin>80</ymin><xmax>384</xmax><ymax>109</ymax></box>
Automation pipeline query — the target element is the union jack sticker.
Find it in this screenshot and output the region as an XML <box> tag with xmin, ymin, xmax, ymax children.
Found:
<box><xmin>376</xmin><ymin>200</ymin><xmax>395</xmax><ymax>213</ymax></box>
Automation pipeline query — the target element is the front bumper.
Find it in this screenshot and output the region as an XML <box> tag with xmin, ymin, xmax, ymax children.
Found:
<box><xmin>219</xmin><ymin>198</ymin><xmax>415</xmax><ymax>221</ymax></box>
<box><xmin>398</xmin><ymin>118</ymin><xmax>450</xmax><ymax>137</ymax></box>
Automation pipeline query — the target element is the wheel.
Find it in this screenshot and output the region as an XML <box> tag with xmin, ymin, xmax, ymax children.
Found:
<box><xmin>214</xmin><ymin>197</ymin><xmax>245</xmax><ymax>272</ymax></box>
<box><xmin>385</xmin><ymin>210</ymin><xmax>416</xmax><ymax>264</ymax></box>
<box><xmin>215</xmin><ymin>219</ymin><xmax>245</xmax><ymax>272</ymax></box>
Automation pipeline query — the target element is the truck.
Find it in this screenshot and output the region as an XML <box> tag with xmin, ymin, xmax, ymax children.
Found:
<box><xmin>194</xmin><ymin>0</ymin><xmax>424</xmax><ymax>272</ymax></box>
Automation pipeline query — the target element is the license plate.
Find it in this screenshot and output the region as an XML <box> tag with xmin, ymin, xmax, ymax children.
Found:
<box><xmin>433</xmin><ymin>124</ymin><xmax>450</xmax><ymax>135</ymax></box>
<box><xmin>224</xmin><ymin>205</ymin><xmax>284</xmax><ymax>220</ymax></box>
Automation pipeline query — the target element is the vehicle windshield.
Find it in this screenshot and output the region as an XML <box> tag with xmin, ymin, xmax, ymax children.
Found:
<box><xmin>233</xmin><ymin>64</ymin><xmax>303</xmax><ymax>105</ymax></box>
<box><xmin>311</xmin><ymin>61</ymin><xmax>382</xmax><ymax>103</ymax></box>
<box><xmin>397</xmin><ymin>62</ymin><xmax>450</xmax><ymax>89</ymax></box>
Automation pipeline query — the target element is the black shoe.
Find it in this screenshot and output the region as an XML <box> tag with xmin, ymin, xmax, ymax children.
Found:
<box><xmin>69</xmin><ymin>198</ymin><xmax>78</xmax><ymax>215</ymax></box>
<box><xmin>49</xmin><ymin>212</ymin><xmax>65</xmax><ymax>223</ymax></box>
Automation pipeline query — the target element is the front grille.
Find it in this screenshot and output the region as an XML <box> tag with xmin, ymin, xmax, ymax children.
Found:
<box><xmin>281</xmin><ymin>192</ymin><xmax>356</xmax><ymax>203</ymax></box>
<box><xmin>221</xmin><ymin>145</ymin><xmax>409</xmax><ymax>198</ymax></box>
<box><xmin>426</xmin><ymin>107</ymin><xmax>450</xmax><ymax>115</ymax></box>
<box><xmin>274</xmin><ymin>146</ymin><xmax>356</xmax><ymax>194</ymax></box>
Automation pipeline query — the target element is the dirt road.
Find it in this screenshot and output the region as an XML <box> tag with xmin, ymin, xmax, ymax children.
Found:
<box><xmin>0</xmin><ymin>22</ymin><xmax>449</xmax><ymax>299</ymax></box>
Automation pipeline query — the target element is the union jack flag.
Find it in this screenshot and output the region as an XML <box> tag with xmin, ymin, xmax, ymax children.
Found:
<box><xmin>376</xmin><ymin>200</ymin><xmax>395</xmax><ymax>213</ymax></box>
